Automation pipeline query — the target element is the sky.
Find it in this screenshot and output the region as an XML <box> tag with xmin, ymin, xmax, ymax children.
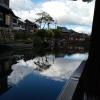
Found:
<box><xmin>10</xmin><ymin>0</ymin><xmax>95</xmax><ymax>34</ymax></box>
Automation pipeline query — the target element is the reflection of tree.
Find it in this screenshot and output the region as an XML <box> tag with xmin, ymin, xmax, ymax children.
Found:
<box><xmin>10</xmin><ymin>42</ymin><xmax>88</xmax><ymax>64</ymax></box>
<box><xmin>34</xmin><ymin>56</ymin><xmax>51</xmax><ymax>71</ymax></box>
<box><xmin>33</xmin><ymin>40</ymin><xmax>88</xmax><ymax>58</ymax></box>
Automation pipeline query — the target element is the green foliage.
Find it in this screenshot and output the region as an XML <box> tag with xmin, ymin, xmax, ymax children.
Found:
<box><xmin>73</xmin><ymin>0</ymin><xmax>93</xmax><ymax>2</ymax></box>
<box><xmin>52</xmin><ymin>29</ymin><xmax>62</xmax><ymax>38</ymax></box>
<box><xmin>34</xmin><ymin>29</ymin><xmax>47</xmax><ymax>40</ymax></box>
<box><xmin>14</xmin><ymin>31</ymin><xmax>34</xmax><ymax>43</ymax></box>
<box><xmin>34</xmin><ymin>29</ymin><xmax>54</xmax><ymax>40</ymax></box>
<box><xmin>33</xmin><ymin>28</ymin><xmax>62</xmax><ymax>44</ymax></box>
<box><xmin>14</xmin><ymin>32</ymin><xmax>24</xmax><ymax>40</ymax></box>
<box><xmin>46</xmin><ymin>29</ymin><xmax>54</xmax><ymax>38</ymax></box>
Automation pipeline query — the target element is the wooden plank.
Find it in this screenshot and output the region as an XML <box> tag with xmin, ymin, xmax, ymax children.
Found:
<box><xmin>57</xmin><ymin>61</ymin><xmax>86</xmax><ymax>100</ymax></box>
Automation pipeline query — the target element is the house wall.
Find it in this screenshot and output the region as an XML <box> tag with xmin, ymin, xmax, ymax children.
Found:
<box><xmin>0</xmin><ymin>0</ymin><xmax>9</xmax><ymax>7</ymax></box>
<box><xmin>0</xmin><ymin>0</ymin><xmax>10</xmax><ymax>27</ymax></box>
<box><xmin>0</xmin><ymin>0</ymin><xmax>14</xmax><ymax>42</ymax></box>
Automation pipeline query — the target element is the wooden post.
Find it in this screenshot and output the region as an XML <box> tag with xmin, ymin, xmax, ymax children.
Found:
<box><xmin>83</xmin><ymin>0</ymin><xmax>100</xmax><ymax>96</ymax></box>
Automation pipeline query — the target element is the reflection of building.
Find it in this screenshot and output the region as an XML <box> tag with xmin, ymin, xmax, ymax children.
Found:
<box><xmin>0</xmin><ymin>76</ymin><xmax>8</xmax><ymax>95</ymax></box>
<box><xmin>0</xmin><ymin>48</ymin><xmax>12</xmax><ymax>95</ymax></box>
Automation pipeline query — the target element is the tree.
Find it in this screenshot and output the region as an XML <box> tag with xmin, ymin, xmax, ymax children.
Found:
<box><xmin>46</xmin><ymin>15</ymin><xmax>54</xmax><ymax>29</ymax></box>
<box><xmin>34</xmin><ymin>29</ymin><xmax>53</xmax><ymax>40</ymax></box>
<box><xmin>73</xmin><ymin>0</ymin><xmax>93</xmax><ymax>2</ymax></box>
<box><xmin>35</xmin><ymin>11</ymin><xmax>46</xmax><ymax>29</ymax></box>
<box><xmin>82</xmin><ymin>0</ymin><xmax>93</xmax><ymax>2</ymax></box>
<box><xmin>52</xmin><ymin>29</ymin><xmax>61</xmax><ymax>38</ymax></box>
<box><xmin>35</xmin><ymin>11</ymin><xmax>54</xmax><ymax>29</ymax></box>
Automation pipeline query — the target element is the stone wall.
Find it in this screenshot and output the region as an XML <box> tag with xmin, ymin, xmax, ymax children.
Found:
<box><xmin>0</xmin><ymin>27</ymin><xmax>14</xmax><ymax>42</ymax></box>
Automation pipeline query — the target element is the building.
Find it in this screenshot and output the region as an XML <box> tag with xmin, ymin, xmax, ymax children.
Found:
<box><xmin>0</xmin><ymin>0</ymin><xmax>9</xmax><ymax>7</ymax></box>
<box><xmin>17</xmin><ymin>20</ymin><xmax>25</xmax><ymax>31</ymax></box>
<box><xmin>0</xmin><ymin>0</ymin><xmax>19</xmax><ymax>41</ymax></box>
<box><xmin>11</xmin><ymin>11</ymin><xmax>21</xmax><ymax>31</ymax></box>
<box><xmin>12</xmin><ymin>19</ymin><xmax>39</xmax><ymax>32</ymax></box>
<box><xmin>25</xmin><ymin>19</ymin><xmax>39</xmax><ymax>33</ymax></box>
<box><xmin>12</xmin><ymin>19</ymin><xmax>26</xmax><ymax>31</ymax></box>
<box><xmin>0</xmin><ymin>0</ymin><xmax>11</xmax><ymax>28</ymax></box>
<box><xmin>0</xmin><ymin>0</ymin><xmax>39</xmax><ymax>42</ymax></box>
<box><xmin>57</xmin><ymin>26</ymin><xmax>90</xmax><ymax>43</ymax></box>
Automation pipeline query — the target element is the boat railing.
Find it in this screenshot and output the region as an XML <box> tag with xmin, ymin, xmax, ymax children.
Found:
<box><xmin>57</xmin><ymin>60</ymin><xmax>86</xmax><ymax>100</ymax></box>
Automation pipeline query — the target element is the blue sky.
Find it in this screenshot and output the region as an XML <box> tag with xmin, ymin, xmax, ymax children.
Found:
<box><xmin>32</xmin><ymin>0</ymin><xmax>42</xmax><ymax>3</ymax></box>
<box><xmin>10</xmin><ymin>0</ymin><xmax>95</xmax><ymax>34</ymax></box>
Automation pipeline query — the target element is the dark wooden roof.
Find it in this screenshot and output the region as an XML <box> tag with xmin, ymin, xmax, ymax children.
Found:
<box><xmin>10</xmin><ymin>10</ymin><xmax>21</xmax><ymax>19</ymax></box>
<box><xmin>25</xmin><ymin>19</ymin><xmax>39</xmax><ymax>28</ymax></box>
<box><xmin>0</xmin><ymin>3</ymin><xmax>10</xmax><ymax>13</ymax></box>
<box><xmin>0</xmin><ymin>4</ymin><xmax>19</xmax><ymax>19</ymax></box>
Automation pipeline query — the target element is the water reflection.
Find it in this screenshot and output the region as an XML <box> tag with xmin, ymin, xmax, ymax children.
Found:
<box><xmin>64</xmin><ymin>53</ymin><xmax>88</xmax><ymax>61</ymax></box>
<box><xmin>0</xmin><ymin>44</ymin><xmax>88</xmax><ymax>96</ymax></box>
<box><xmin>0</xmin><ymin>50</ymin><xmax>13</xmax><ymax>95</ymax></box>
<box><xmin>8</xmin><ymin>53</ymin><xmax>88</xmax><ymax>86</ymax></box>
<box><xmin>34</xmin><ymin>56</ymin><xmax>51</xmax><ymax>71</ymax></box>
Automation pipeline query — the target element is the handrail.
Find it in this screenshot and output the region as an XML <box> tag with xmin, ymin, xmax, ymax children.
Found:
<box><xmin>57</xmin><ymin>61</ymin><xmax>86</xmax><ymax>100</ymax></box>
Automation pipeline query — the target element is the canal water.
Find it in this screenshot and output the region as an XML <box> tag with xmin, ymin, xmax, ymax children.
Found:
<box><xmin>0</xmin><ymin>45</ymin><xmax>88</xmax><ymax>100</ymax></box>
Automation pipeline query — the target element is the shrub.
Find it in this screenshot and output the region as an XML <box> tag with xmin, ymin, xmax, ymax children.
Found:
<box><xmin>52</xmin><ymin>29</ymin><xmax>62</xmax><ymax>39</ymax></box>
<box><xmin>34</xmin><ymin>29</ymin><xmax>54</xmax><ymax>40</ymax></box>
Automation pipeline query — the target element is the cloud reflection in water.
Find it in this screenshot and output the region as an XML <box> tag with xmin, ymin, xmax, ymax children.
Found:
<box><xmin>8</xmin><ymin>53</ymin><xmax>88</xmax><ymax>85</ymax></box>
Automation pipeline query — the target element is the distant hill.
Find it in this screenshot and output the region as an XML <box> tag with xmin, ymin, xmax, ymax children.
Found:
<box><xmin>57</xmin><ymin>26</ymin><xmax>89</xmax><ymax>37</ymax></box>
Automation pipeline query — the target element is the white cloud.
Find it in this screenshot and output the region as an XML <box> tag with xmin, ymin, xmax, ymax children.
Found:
<box><xmin>10</xmin><ymin>0</ymin><xmax>95</xmax><ymax>33</ymax></box>
<box><xmin>73</xmin><ymin>26</ymin><xmax>92</xmax><ymax>34</ymax></box>
<box><xmin>10</xmin><ymin>0</ymin><xmax>34</xmax><ymax>11</ymax></box>
<box><xmin>42</xmin><ymin>0</ymin><xmax>95</xmax><ymax>26</ymax></box>
<box><xmin>8</xmin><ymin>54</ymin><xmax>88</xmax><ymax>85</ymax></box>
